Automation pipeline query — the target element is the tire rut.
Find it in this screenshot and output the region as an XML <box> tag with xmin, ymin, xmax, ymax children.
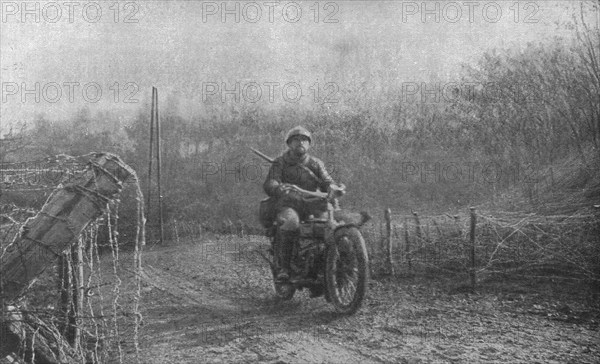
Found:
<box><xmin>139</xmin><ymin>257</ymin><xmax>379</xmax><ymax>363</ymax></box>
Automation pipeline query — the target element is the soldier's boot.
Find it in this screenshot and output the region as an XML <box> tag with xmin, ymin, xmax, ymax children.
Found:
<box><xmin>276</xmin><ymin>231</ymin><xmax>296</xmax><ymax>281</ymax></box>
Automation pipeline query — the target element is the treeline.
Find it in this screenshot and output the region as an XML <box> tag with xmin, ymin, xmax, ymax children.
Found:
<box><xmin>3</xmin><ymin>25</ymin><xmax>599</xmax><ymax>239</ymax></box>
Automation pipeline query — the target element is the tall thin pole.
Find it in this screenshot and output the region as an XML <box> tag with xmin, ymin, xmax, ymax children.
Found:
<box><xmin>154</xmin><ymin>88</ymin><xmax>164</xmax><ymax>244</ymax></box>
<box><xmin>147</xmin><ymin>88</ymin><xmax>155</xmax><ymax>214</ymax></box>
<box><xmin>385</xmin><ymin>208</ymin><xmax>394</xmax><ymax>276</ymax></box>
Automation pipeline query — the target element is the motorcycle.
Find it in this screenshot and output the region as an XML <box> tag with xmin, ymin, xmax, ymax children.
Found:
<box><xmin>261</xmin><ymin>183</ymin><xmax>370</xmax><ymax>315</ymax></box>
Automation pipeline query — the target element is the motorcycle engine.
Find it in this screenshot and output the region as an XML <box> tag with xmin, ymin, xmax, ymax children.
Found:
<box><xmin>292</xmin><ymin>239</ymin><xmax>315</xmax><ymax>274</ymax></box>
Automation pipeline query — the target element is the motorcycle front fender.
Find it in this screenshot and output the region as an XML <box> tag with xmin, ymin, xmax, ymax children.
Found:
<box><xmin>325</xmin><ymin>223</ymin><xmax>361</xmax><ymax>245</ymax></box>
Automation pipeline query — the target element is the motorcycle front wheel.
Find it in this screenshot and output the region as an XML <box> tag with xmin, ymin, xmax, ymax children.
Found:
<box><xmin>325</xmin><ymin>226</ymin><xmax>369</xmax><ymax>314</ymax></box>
<box><xmin>273</xmin><ymin>280</ymin><xmax>296</xmax><ymax>301</ymax></box>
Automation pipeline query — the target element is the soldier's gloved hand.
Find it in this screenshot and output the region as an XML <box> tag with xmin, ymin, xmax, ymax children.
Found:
<box><xmin>276</xmin><ymin>183</ymin><xmax>293</xmax><ymax>197</ymax></box>
<box><xmin>275</xmin><ymin>185</ymin><xmax>286</xmax><ymax>197</ymax></box>
<box><xmin>328</xmin><ymin>183</ymin><xmax>346</xmax><ymax>197</ymax></box>
<box><xmin>278</xmin><ymin>184</ymin><xmax>303</xmax><ymax>199</ymax></box>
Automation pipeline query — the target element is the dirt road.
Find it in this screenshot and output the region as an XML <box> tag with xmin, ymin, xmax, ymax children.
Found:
<box><xmin>134</xmin><ymin>235</ymin><xmax>599</xmax><ymax>363</ymax></box>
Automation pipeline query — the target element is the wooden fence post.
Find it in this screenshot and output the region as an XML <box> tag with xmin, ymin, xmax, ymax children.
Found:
<box><xmin>0</xmin><ymin>266</ymin><xmax>4</xmax><ymax>358</ymax></box>
<box><xmin>238</xmin><ymin>220</ymin><xmax>245</xmax><ymax>238</ymax></box>
<box><xmin>173</xmin><ymin>219</ymin><xmax>180</xmax><ymax>244</ymax></box>
<box><xmin>469</xmin><ymin>207</ymin><xmax>477</xmax><ymax>292</ymax></box>
<box><xmin>594</xmin><ymin>205</ymin><xmax>600</xmax><ymax>291</ymax></box>
<box><xmin>413</xmin><ymin>211</ymin><xmax>421</xmax><ymax>270</ymax></box>
<box><xmin>227</xmin><ymin>219</ymin><xmax>234</xmax><ymax>235</ymax></box>
<box><xmin>379</xmin><ymin>219</ymin><xmax>384</xmax><ymax>252</ymax></box>
<box><xmin>453</xmin><ymin>215</ymin><xmax>461</xmax><ymax>234</ymax></box>
<box><xmin>432</xmin><ymin>219</ymin><xmax>442</xmax><ymax>265</ymax></box>
<box><xmin>413</xmin><ymin>211</ymin><xmax>421</xmax><ymax>244</ymax></box>
<box><xmin>58</xmin><ymin>251</ymin><xmax>72</xmax><ymax>340</ymax></box>
<box><xmin>1</xmin><ymin>153</ymin><xmax>133</xmax><ymax>303</ymax></box>
<box><xmin>384</xmin><ymin>208</ymin><xmax>394</xmax><ymax>276</ymax></box>
<box><xmin>404</xmin><ymin>217</ymin><xmax>411</xmax><ymax>273</ymax></box>
<box><xmin>70</xmin><ymin>238</ymin><xmax>84</xmax><ymax>350</ymax></box>
<box><xmin>58</xmin><ymin>240</ymin><xmax>83</xmax><ymax>349</ymax></box>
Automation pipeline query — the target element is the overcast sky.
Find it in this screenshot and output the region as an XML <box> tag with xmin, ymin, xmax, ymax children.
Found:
<box><xmin>0</xmin><ymin>1</ymin><xmax>595</xmax><ymax>135</ymax></box>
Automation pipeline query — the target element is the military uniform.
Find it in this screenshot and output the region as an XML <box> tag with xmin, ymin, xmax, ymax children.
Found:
<box><xmin>262</xmin><ymin>126</ymin><xmax>336</xmax><ymax>281</ymax></box>
<box><xmin>265</xmin><ymin>151</ymin><xmax>334</xmax><ymax>196</ymax></box>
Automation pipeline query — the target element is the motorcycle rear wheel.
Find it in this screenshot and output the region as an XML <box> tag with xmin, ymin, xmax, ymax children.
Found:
<box><xmin>326</xmin><ymin>226</ymin><xmax>369</xmax><ymax>314</ymax></box>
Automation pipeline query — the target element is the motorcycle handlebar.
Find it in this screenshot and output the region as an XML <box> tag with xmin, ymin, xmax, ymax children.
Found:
<box><xmin>281</xmin><ymin>183</ymin><xmax>345</xmax><ymax>201</ymax></box>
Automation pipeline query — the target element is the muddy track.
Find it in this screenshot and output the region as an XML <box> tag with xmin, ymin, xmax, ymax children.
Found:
<box><xmin>132</xmin><ymin>236</ymin><xmax>600</xmax><ymax>363</ymax></box>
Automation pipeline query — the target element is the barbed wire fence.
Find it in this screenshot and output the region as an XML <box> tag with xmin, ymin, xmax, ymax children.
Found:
<box><xmin>365</xmin><ymin>206</ymin><xmax>600</xmax><ymax>290</ymax></box>
<box><xmin>1</xmin><ymin>154</ymin><xmax>144</xmax><ymax>364</ymax></box>
<box><xmin>154</xmin><ymin>198</ymin><xmax>600</xmax><ymax>296</ymax></box>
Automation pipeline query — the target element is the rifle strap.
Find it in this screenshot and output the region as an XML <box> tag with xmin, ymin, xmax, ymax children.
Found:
<box><xmin>298</xmin><ymin>162</ymin><xmax>324</xmax><ymax>188</ymax></box>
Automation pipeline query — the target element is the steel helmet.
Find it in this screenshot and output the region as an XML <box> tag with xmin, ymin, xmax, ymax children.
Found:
<box><xmin>285</xmin><ymin>126</ymin><xmax>312</xmax><ymax>144</ymax></box>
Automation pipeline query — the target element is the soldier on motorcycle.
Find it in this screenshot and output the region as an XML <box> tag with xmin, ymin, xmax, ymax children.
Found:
<box><xmin>263</xmin><ymin>126</ymin><xmax>337</xmax><ymax>281</ymax></box>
